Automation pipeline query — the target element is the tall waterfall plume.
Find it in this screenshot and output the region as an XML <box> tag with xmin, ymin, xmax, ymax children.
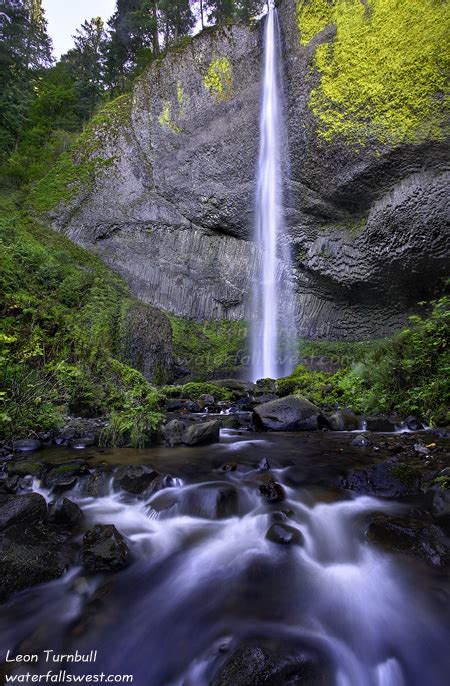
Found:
<box><xmin>251</xmin><ymin>7</ymin><xmax>296</xmax><ymax>381</ymax></box>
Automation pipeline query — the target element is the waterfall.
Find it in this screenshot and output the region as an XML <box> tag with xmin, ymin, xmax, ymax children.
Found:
<box><xmin>251</xmin><ymin>7</ymin><xmax>295</xmax><ymax>381</ymax></box>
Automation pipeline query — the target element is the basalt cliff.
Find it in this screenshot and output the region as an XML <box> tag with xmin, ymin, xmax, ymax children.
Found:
<box><xmin>31</xmin><ymin>0</ymin><xmax>449</xmax><ymax>340</ymax></box>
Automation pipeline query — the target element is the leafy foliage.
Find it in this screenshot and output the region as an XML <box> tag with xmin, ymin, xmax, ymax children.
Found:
<box><xmin>0</xmin><ymin>193</ymin><xmax>163</xmax><ymax>442</ymax></box>
<box><xmin>169</xmin><ymin>314</ymin><xmax>247</xmax><ymax>380</ymax></box>
<box><xmin>279</xmin><ymin>297</ymin><xmax>450</xmax><ymax>422</ymax></box>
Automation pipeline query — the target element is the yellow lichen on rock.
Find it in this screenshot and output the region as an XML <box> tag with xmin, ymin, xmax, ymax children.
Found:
<box><xmin>297</xmin><ymin>0</ymin><xmax>450</xmax><ymax>146</ymax></box>
<box><xmin>158</xmin><ymin>101</ymin><xmax>181</xmax><ymax>134</ymax></box>
<box><xmin>203</xmin><ymin>57</ymin><xmax>234</xmax><ymax>102</ymax></box>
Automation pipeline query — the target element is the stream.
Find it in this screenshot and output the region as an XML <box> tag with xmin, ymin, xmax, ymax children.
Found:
<box><xmin>1</xmin><ymin>429</ymin><xmax>449</xmax><ymax>685</ymax></box>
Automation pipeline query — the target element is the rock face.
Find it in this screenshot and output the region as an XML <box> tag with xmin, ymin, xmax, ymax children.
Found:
<box><xmin>40</xmin><ymin>0</ymin><xmax>449</xmax><ymax>338</ymax></box>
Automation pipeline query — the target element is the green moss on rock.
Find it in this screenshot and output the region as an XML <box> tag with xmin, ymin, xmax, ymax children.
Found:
<box><xmin>297</xmin><ymin>0</ymin><xmax>449</xmax><ymax>145</ymax></box>
<box><xmin>203</xmin><ymin>57</ymin><xmax>234</xmax><ymax>102</ymax></box>
<box><xmin>29</xmin><ymin>94</ymin><xmax>132</xmax><ymax>213</ymax></box>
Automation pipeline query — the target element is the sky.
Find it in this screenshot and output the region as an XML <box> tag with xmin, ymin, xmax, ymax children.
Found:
<box><xmin>42</xmin><ymin>0</ymin><xmax>116</xmax><ymax>58</ymax></box>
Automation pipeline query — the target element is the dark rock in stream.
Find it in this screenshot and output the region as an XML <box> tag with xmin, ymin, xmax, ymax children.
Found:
<box><xmin>48</xmin><ymin>498</ymin><xmax>84</xmax><ymax>528</ymax></box>
<box><xmin>113</xmin><ymin>465</ymin><xmax>160</xmax><ymax>495</ymax></box>
<box><xmin>344</xmin><ymin>460</ymin><xmax>421</xmax><ymax>498</ymax></box>
<box><xmin>0</xmin><ymin>493</ymin><xmax>47</xmax><ymax>530</ymax></box>
<box><xmin>405</xmin><ymin>416</ymin><xmax>425</xmax><ymax>431</ymax></box>
<box><xmin>366</xmin><ymin>514</ymin><xmax>449</xmax><ymax>567</ymax></box>
<box><xmin>327</xmin><ymin>410</ymin><xmax>359</xmax><ymax>432</ymax></box>
<box><xmin>351</xmin><ymin>434</ymin><xmax>372</xmax><ymax>448</ymax></box>
<box><xmin>364</xmin><ymin>417</ymin><xmax>397</xmax><ymax>432</ymax></box>
<box><xmin>258</xmin><ymin>457</ymin><xmax>271</xmax><ymax>471</ymax></box>
<box><xmin>162</xmin><ymin>418</ymin><xmax>186</xmax><ymax>447</ymax></box>
<box><xmin>81</xmin><ymin>524</ymin><xmax>129</xmax><ymax>573</ymax></box>
<box><xmin>211</xmin><ymin>641</ymin><xmax>332</xmax><ymax>686</ymax></box>
<box><xmin>253</xmin><ymin>395</ymin><xmax>324</xmax><ymax>431</ymax></box>
<box><xmin>259</xmin><ymin>478</ymin><xmax>286</xmax><ymax>503</ymax></box>
<box><xmin>82</xmin><ymin>469</ymin><xmax>110</xmax><ymax>497</ymax></box>
<box><xmin>7</xmin><ymin>459</ymin><xmax>46</xmax><ymax>479</ymax></box>
<box><xmin>44</xmin><ymin>462</ymin><xmax>89</xmax><ymax>491</ymax></box>
<box><xmin>266</xmin><ymin>523</ymin><xmax>304</xmax><ymax>546</ymax></box>
<box><xmin>183</xmin><ymin>420</ymin><xmax>220</xmax><ymax>446</ymax></box>
<box><xmin>0</xmin><ymin>523</ymin><xmax>75</xmax><ymax>601</ymax></box>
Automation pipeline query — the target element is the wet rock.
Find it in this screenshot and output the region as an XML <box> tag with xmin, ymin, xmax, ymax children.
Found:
<box><xmin>113</xmin><ymin>465</ymin><xmax>160</xmax><ymax>495</ymax></box>
<box><xmin>162</xmin><ymin>419</ymin><xmax>186</xmax><ymax>447</ymax></box>
<box><xmin>429</xmin><ymin>487</ymin><xmax>450</xmax><ymax>521</ymax></box>
<box><xmin>266</xmin><ymin>523</ymin><xmax>304</xmax><ymax>545</ymax></box>
<box><xmin>13</xmin><ymin>439</ymin><xmax>42</xmax><ymax>453</ymax></box>
<box><xmin>0</xmin><ymin>523</ymin><xmax>75</xmax><ymax>601</ymax></box>
<box><xmin>166</xmin><ymin>399</ymin><xmax>200</xmax><ymax>413</ymax></box>
<box><xmin>255</xmin><ymin>378</ymin><xmax>277</xmax><ymax>394</ymax></box>
<box><xmin>0</xmin><ymin>475</ymin><xmax>21</xmax><ymax>494</ymax></box>
<box><xmin>44</xmin><ymin>462</ymin><xmax>88</xmax><ymax>491</ymax></box>
<box><xmin>7</xmin><ymin>459</ymin><xmax>46</xmax><ymax>479</ymax></box>
<box><xmin>327</xmin><ymin>410</ymin><xmax>359</xmax><ymax>431</ymax></box>
<box><xmin>251</xmin><ymin>393</ymin><xmax>279</xmax><ymax>405</ymax></box>
<box><xmin>183</xmin><ymin>420</ymin><xmax>220</xmax><ymax>446</ymax></box>
<box><xmin>211</xmin><ymin>641</ymin><xmax>331</xmax><ymax>686</ymax></box>
<box><xmin>176</xmin><ymin>483</ymin><xmax>239</xmax><ymax>519</ymax></box>
<box><xmin>219</xmin><ymin>416</ymin><xmax>240</xmax><ymax>429</ymax></box>
<box><xmin>258</xmin><ymin>457</ymin><xmax>270</xmax><ymax>471</ymax></box>
<box><xmin>221</xmin><ymin>463</ymin><xmax>237</xmax><ymax>472</ymax></box>
<box><xmin>259</xmin><ymin>478</ymin><xmax>285</xmax><ymax>503</ymax></box>
<box><xmin>405</xmin><ymin>416</ymin><xmax>425</xmax><ymax>431</ymax></box>
<box><xmin>82</xmin><ymin>470</ymin><xmax>110</xmax><ymax>498</ymax></box>
<box><xmin>0</xmin><ymin>493</ymin><xmax>47</xmax><ymax>530</ymax></box>
<box><xmin>48</xmin><ymin>498</ymin><xmax>83</xmax><ymax>528</ymax></box>
<box><xmin>81</xmin><ymin>524</ymin><xmax>129</xmax><ymax>573</ymax></box>
<box><xmin>351</xmin><ymin>434</ymin><xmax>372</xmax><ymax>447</ymax></box>
<box><xmin>365</xmin><ymin>416</ymin><xmax>397</xmax><ymax>432</ymax></box>
<box><xmin>366</xmin><ymin>514</ymin><xmax>448</xmax><ymax>567</ymax></box>
<box><xmin>414</xmin><ymin>443</ymin><xmax>430</xmax><ymax>456</ymax></box>
<box><xmin>214</xmin><ymin>379</ymin><xmax>255</xmax><ymax>395</ymax></box>
<box><xmin>344</xmin><ymin>460</ymin><xmax>421</xmax><ymax>498</ymax></box>
<box><xmin>198</xmin><ymin>393</ymin><xmax>215</xmax><ymax>409</ymax></box>
<box><xmin>253</xmin><ymin>395</ymin><xmax>324</xmax><ymax>431</ymax></box>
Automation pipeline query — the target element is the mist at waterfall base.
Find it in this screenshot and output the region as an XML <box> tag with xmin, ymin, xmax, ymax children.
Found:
<box><xmin>2</xmin><ymin>434</ymin><xmax>449</xmax><ymax>686</ymax></box>
<box><xmin>251</xmin><ymin>9</ymin><xmax>297</xmax><ymax>382</ymax></box>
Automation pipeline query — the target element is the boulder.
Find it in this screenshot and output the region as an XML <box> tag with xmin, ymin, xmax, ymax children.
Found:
<box><xmin>152</xmin><ymin>483</ymin><xmax>239</xmax><ymax>520</ymax></box>
<box><xmin>44</xmin><ymin>462</ymin><xmax>89</xmax><ymax>491</ymax></box>
<box><xmin>344</xmin><ymin>460</ymin><xmax>421</xmax><ymax>498</ymax></box>
<box><xmin>121</xmin><ymin>303</ymin><xmax>173</xmax><ymax>384</ymax></box>
<box><xmin>165</xmin><ymin>399</ymin><xmax>200</xmax><ymax>413</ymax></box>
<box><xmin>0</xmin><ymin>493</ymin><xmax>47</xmax><ymax>530</ymax></box>
<box><xmin>183</xmin><ymin>420</ymin><xmax>220</xmax><ymax>446</ymax></box>
<box><xmin>82</xmin><ymin>470</ymin><xmax>110</xmax><ymax>498</ymax></box>
<box><xmin>48</xmin><ymin>498</ymin><xmax>84</xmax><ymax>528</ymax></box>
<box><xmin>7</xmin><ymin>459</ymin><xmax>46</xmax><ymax>479</ymax></box>
<box><xmin>266</xmin><ymin>523</ymin><xmax>304</xmax><ymax>545</ymax></box>
<box><xmin>212</xmin><ymin>641</ymin><xmax>331</xmax><ymax>686</ymax></box>
<box><xmin>366</xmin><ymin>514</ymin><xmax>448</xmax><ymax>567</ymax></box>
<box><xmin>364</xmin><ymin>416</ymin><xmax>397</xmax><ymax>432</ymax></box>
<box><xmin>351</xmin><ymin>434</ymin><xmax>372</xmax><ymax>448</ymax></box>
<box><xmin>70</xmin><ymin>435</ymin><xmax>95</xmax><ymax>449</ymax></box>
<box><xmin>197</xmin><ymin>393</ymin><xmax>216</xmax><ymax>409</ymax></box>
<box><xmin>327</xmin><ymin>410</ymin><xmax>359</xmax><ymax>432</ymax></box>
<box><xmin>0</xmin><ymin>523</ymin><xmax>74</xmax><ymax>601</ymax></box>
<box><xmin>252</xmin><ymin>395</ymin><xmax>324</xmax><ymax>431</ymax></box>
<box><xmin>259</xmin><ymin>479</ymin><xmax>285</xmax><ymax>503</ymax></box>
<box><xmin>405</xmin><ymin>416</ymin><xmax>425</xmax><ymax>431</ymax></box>
<box><xmin>113</xmin><ymin>465</ymin><xmax>160</xmax><ymax>495</ymax></box>
<box><xmin>81</xmin><ymin>524</ymin><xmax>129</xmax><ymax>573</ymax></box>
<box><xmin>429</xmin><ymin>487</ymin><xmax>450</xmax><ymax>521</ymax></box>
<box><xmin>162</xmin><ymin>419</ymin><xmax>186</xmax><ymax>447</ymax></box>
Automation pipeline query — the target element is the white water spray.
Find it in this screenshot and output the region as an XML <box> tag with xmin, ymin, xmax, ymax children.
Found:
<box><xmin>251</xmin><ymin>8</ymin><xmax>295</xmax><ymax>381</ymax></box>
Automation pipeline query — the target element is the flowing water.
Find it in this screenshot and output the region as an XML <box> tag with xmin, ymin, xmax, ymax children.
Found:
<box><xmin>251</xmin><ymin>9</ymin><xmax>296</xmax><ymax>381</ymax></box>
<box><xmin>1</xmin><ymin>431</ymin><xmax>449</xmax><ymax>685</ymax></box>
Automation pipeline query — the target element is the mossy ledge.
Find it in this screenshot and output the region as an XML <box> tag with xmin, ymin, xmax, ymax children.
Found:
<box><xmin>28</xmin><ymin>93</ymin><xmax>133</xmax><ymax>215</ymax></box>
